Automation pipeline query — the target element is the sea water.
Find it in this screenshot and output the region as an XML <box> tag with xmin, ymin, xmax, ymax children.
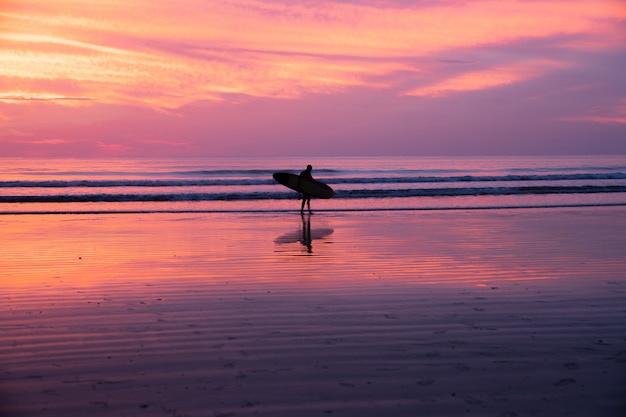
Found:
<box><xmin>1</xmin><ymin>155</ymin><xmax>625</xmax><ymax>214</ymax></box>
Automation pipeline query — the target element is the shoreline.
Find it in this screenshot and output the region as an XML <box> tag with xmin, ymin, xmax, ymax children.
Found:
<box><xmin>2</xmin><ymin>201</ymin><xmax>626</xmax><ymax>216</ymax></box>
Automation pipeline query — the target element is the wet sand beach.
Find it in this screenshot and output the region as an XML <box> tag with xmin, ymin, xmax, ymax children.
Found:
<box><xmin>1</xmin><ymin>207</ymin><xmax>625</xmax><ymax>416</ymax></box>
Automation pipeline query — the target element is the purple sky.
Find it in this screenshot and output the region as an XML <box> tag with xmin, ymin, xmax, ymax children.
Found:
<box><xmin>1</xmin><ymin>0</ymin><xmax>625</xmax><ymax>157</ymax></box>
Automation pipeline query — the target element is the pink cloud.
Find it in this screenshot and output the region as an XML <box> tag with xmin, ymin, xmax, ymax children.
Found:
<box><xmin>559</xmin><ymin>99</ymin><xmax>626</xmax><ymax>125</ymax></box>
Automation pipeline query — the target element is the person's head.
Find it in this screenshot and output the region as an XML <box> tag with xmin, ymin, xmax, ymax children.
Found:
<box><xmin>306</xmin><ymin>165</ymin><xmax>312</xmax><ymax>171</ymax></box>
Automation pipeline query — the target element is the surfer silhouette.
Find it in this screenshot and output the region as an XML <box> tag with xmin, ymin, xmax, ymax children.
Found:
<box><xmin>298</xmin><ymin>164</ymin><xmax>313</xmax><ymax>214</ymax></box>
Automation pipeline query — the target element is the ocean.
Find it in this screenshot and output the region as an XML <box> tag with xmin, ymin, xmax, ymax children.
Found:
<box><xmin>1</xmin><ymin>155</ymin><xmax>625</xmax><ymax>214</ymax></box>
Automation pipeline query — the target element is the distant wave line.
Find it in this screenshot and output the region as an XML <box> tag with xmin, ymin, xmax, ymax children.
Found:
<box><xmin>2</xmin><ymin>185</ymin><xmax>625</xmax><ymax>203</ymax></box>
<box><xmin>0</xmin><ymin>179</ymin><xmax>271</xmax><ymax>188</ymax></box>
<box><xmin>2</xmin><ymin>172</ymin><xmax>625</xmax><ymax>188</ymax></box>
<box><xmin>332</xmin><ymin>173</ymin><xmax>626</xmax><ymax>184</ymax></box>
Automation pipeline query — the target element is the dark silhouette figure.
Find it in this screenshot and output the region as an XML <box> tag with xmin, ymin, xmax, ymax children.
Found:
<box><xmin>298</xmin><ymin>164</ymin><xmax>313</xmax><ymax>214</ymax></box>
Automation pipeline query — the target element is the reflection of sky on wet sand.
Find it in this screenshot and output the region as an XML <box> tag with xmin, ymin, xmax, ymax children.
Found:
<box><xmin>1</xmin><ymin>208</ymin><xmax>625</xmax><ymax>416</ymax></box>
<box><xmin>2</xmin><ymin>208</ymin><xmax>625</xmax><ymax>289</ymax></box>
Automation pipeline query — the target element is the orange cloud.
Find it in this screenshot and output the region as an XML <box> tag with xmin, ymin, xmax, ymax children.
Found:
<box><xmin>403</xmin><ymin>60</ymin><xmax>567</xmax><ymax>97</ymax></box>
<box><xmin>22</xmin><ymin>138</ymin><xmax>73</xmax><ymax>145</ymax></box>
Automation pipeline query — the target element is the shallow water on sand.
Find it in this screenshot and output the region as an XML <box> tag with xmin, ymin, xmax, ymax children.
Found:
<box><xmin>1</xmin><ymin>208</ymin><xmax>625</xmax><ymax>416</ymax></box>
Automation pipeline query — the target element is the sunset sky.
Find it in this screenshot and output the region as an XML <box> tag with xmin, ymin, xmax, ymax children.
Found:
<box><xmin>1</xmin><ymin>0</ymin><xmax>625</xmax><ymax>157</ymax></box>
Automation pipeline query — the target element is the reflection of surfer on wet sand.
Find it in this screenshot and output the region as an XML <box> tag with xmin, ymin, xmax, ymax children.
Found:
<box><xmin>274</xmin><ymin>213</ymin><xmax>334</xmax><ymax>254</ymax></box>
<box><xmin>300</xmin><ymin>212</ymin><xmax>312</xmax><ymax>252</ymax></box>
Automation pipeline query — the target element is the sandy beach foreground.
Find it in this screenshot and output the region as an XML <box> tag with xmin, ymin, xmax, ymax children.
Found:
<box><xmin>1</xmin><ymin>207</ymin><xmax>625</xmax><ymax>416</ymax></box>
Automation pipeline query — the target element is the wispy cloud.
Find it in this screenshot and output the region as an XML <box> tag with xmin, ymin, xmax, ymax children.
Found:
<box><xmin>96</xmin><ymin>141</ymin><xmax>132</xmax><ymax>154</ymax></box>
<box><xmin>0</xmin><ymin>92</ymin><xmax>93</xmax><ymax>105</ymax></box>
<box><xmin>559</xmin><ymin>99</ymin><xmax>626</xmax><ymax>125</ymax></box>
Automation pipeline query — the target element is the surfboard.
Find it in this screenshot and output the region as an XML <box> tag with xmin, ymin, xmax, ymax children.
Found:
<box><xmin>272</xmin><ymin>172</ymin><xmax>335</xmax><ymax>199</ymax></box>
